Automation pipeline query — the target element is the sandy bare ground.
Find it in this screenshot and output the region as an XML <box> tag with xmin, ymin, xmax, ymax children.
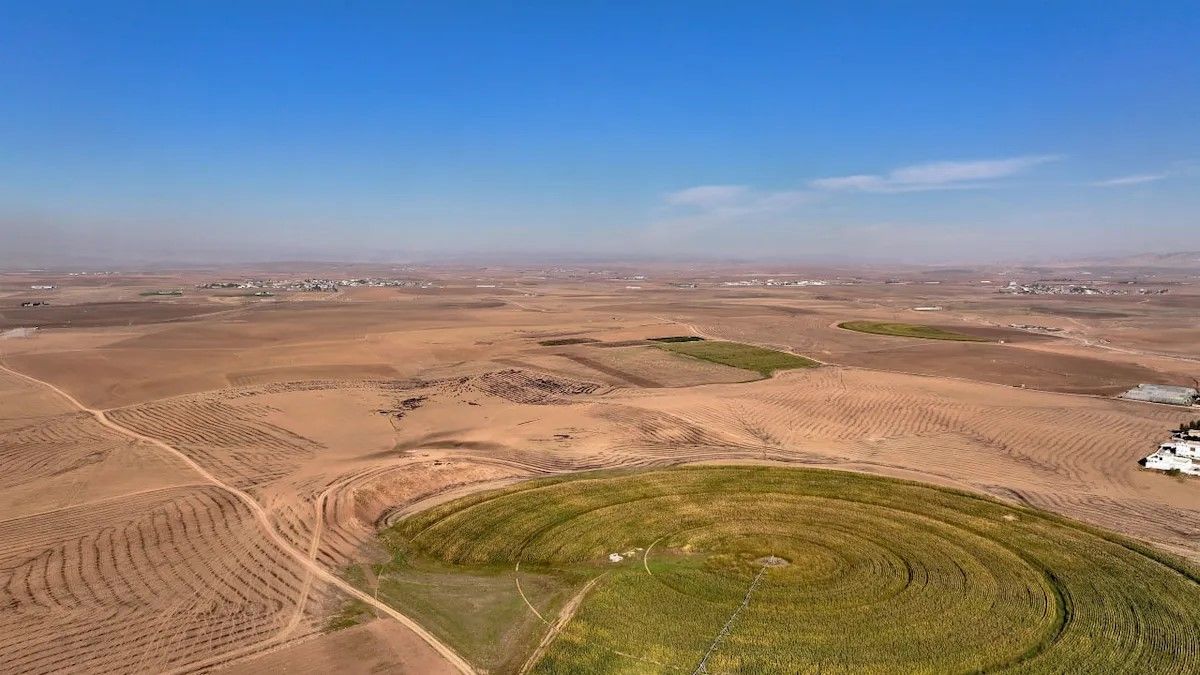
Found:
<box><xmin>220</xmin><ymin>620</ymin><xmax>459</xmax><ymax>675</ymax></box>
<box><xmin>1</xmin><ymin>268</ymin><xmax>1197</xmax><ymax>673</ymax></box>
<box><xmin>0</xmin><ymin>362</ymin><xmax>473</xmax><ymax>674</ymax></box>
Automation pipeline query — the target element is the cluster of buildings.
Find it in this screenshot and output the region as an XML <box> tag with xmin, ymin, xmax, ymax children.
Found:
<box><xmin>337</xmin><ymin>278</ymin><xmax>433</xmax><ymax>288</ymax></box>
<box><xmin>201</xmin><ymin>280</ymin><xmax>281</xmax><ymax>291</ymax></box>
<box><xmin>200</xmin><ymin>279</ymin><xmax>335</xmax><ymax>292</ymax></box>
<box><xmin>1141</xmin><ymin>428</ymin><xmax>1200</xmax><ymax>477</ymax></box>
<box><xmin>200</xmin><ymin>277</ymin><xmax>431</xmax><ymax>292</ymax></box>
<box><xmin>259</xmin><ymin>279</ymin><xmax>337</xmax><ymax>292</ymax></box>
<box><xmin>998</xmin><ymin>281</ymin><xmax>1124</xmax><ymax>296</ymax></box>
<box><xmin>1105</xmin><ymin>382</ymin><xmax>1200</xmax><ymax>478</ymax></box>
<box><xmin>1009</xmin><ymin>323</ymin><xmax>1063</xmax><ymax>333</ymax></box>
<box><xmin>721</xmin><ymin>278</ymin><xmax>830</xmax><ymax>287</ymax></box>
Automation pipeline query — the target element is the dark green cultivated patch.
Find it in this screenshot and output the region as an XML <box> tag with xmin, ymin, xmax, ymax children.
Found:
<box><xmin>839</xmin><ymin>320</ymin><xmax>990</xmax><ymax>341</ymax></box>
<box><xmin>655</xmin><ymin>340</ymin><xmax>819</xmax><ymax>375</ymax></box>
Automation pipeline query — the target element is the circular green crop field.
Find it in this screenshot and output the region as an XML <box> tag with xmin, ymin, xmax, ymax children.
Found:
<box><xmin>388</xmin><ymin>467</ymin><xmax>1200</xmax><ymax>673</ymax></box>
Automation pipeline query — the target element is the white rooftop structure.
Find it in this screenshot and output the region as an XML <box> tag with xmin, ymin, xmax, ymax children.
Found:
<box><xmin>1120</xmin><ymin>384</ymin><xmax>1199</xmax><ymax>407</ymax></box>
<box><xmin>1141</xmin><ymin>436</ymin><xmax>1200</xmax><ymax>477</ymax></box>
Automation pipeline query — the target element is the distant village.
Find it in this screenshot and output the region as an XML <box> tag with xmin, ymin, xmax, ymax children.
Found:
<box><xmin>720</xmin><ymin>278</ymin><xmax>833</xmax><ymax>287</ymax></box>
<box><xmin>998</xmin><ymin>280</ymin><xmax>1169</xmax><ymax>296</ymax></box>
<box><xmin>198</xmin><ymin>278</ymin><xmax>435</xmax><ymax>292</ymax></box>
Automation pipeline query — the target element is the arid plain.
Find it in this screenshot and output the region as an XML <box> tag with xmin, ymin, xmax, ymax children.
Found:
<box><xmin>2</xmin><ymin>262</ymin><xmax>1199</xmax><ymax>674</ymax></box>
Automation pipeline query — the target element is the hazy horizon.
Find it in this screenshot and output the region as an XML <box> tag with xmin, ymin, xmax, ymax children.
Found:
<box><xmin>3</xmin><ymin>3</ymin><xmax>1197</xmax><ymax>266</ymax></box>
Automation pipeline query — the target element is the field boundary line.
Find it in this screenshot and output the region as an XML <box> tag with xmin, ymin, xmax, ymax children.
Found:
<box><xmin>644</xmin><ymin>536</ymin><xmax>664</xmax><ymax>576</ymax></box>
<box><xmin>519</xmin><ymin>571</ymin><xmax>608</xmax><ymax>674</ymax></box>
<box><xmin>515</xmin><ymin>561</ymin><xmax>550</xmax><ymax>624</ymax></box>
<box><xmin>692</xmin><ymin>564</ymin><xmax>769</xmax><ymax>675</ymax></box>
<box><xmin>0</xmin><ymin>360</ymin><xmax>477</xmax><ymax>675</ymax></box>
<box><xmin>0</xmin><ymin>482</ymin><xmax>206</xmax><ymax>525</ymax></box>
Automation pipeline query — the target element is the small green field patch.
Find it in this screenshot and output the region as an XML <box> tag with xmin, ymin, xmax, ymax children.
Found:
<box><xmin>655</xmin><ymin>340</ymin><xmax>818</xmax><ymax>375</ymax></box>
<box><xmin>538</xmin><ymin>337</ymin><xmax>598</xmax><ymax>346</ymax></box>
<box><xmin>324</xmin><ymin>597</ymin><xmax>372</xmax><ymax>632</ymax></box>
<box><xmin>348</xmin><ymin>541</ymin><xmax>587</xmax><ymax>673</ymax></box>
<box><xmin>139</xmin><ymin>289</ymin><xmax>183</xmax><ymax>297</ymax></box>
<box><xmin>838</xmin><ymin>320</ymin><xmax>990</xmax><ymax>341</ymax></box>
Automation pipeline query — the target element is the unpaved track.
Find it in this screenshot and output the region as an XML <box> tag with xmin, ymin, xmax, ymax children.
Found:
<box><xmin>514</xmin><ymin>562</ymin><xmax>550</xmax><ymax>625</ymax></box>
<box><xmin>0</xmin><ymin>361</ymin><xmax>475</xmax><ymax>675</ymax></box>
<box><xmin>283</xmin><ymin>478</ymin><xmax>341</xmax><ymax>637</ymax></box>
<box><xmin>519</xmin><ymin>572</ymin><xmax>608</xmax><ymax>674</ymax></box>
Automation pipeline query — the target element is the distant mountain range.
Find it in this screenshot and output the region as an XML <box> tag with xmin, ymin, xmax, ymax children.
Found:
<box><xmin>1050</xmin><ymin>251</ymin><xmax>1200</xmax><ymax>269</ymax></box>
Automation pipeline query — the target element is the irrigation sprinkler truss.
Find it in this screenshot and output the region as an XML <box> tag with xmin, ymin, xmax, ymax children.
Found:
<box><xmin>692</xmin><ymin>559</ymin><xmax>773</xmax><ymax>675</ymax></box>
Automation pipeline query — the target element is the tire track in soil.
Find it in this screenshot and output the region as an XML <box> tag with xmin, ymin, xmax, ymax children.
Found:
<box><xmin>0</xmin><ymin>361</ymin><xmax>476</xmax><ymax>675</ymax></box>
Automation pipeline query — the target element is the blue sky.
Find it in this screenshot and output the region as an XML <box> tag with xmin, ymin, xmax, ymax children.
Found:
<box><xmin>2</xmin><ymin>2</ymin><xmax>1197</xmax><ymax>263</ymax></box>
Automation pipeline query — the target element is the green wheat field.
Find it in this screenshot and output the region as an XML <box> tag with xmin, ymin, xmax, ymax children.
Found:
<box><xmin>375</xmin><ymin>467</ymin><xmax>1200</xmax><ymax>673</ymax></box>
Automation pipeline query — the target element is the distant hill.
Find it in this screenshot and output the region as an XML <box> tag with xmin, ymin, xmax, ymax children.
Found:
<box><xmin>1048</xmin><ymin>251</ymin><xmax>1200</xmax><ymax>270</ymax></box>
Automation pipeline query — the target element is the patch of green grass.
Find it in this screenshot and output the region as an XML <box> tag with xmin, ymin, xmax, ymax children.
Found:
<box><xmin>647</xmin><ymin>335</ymin><xmax>705</xmax><ymax>343</ymax></box>
<box><xmin>342</xmin><ymin>539</ymin><xmax>587</xmax><ymax>674</ymax></box>
<box><xmin>838</xmin><ymin>320</ymin><xmax>990</xmax><ymax>341</ymax></box>
<box><xmin>139</xmin><ymin>289</ymin><xmax>183</xmax><ymax>296</ymax></box>
<box><xmin>383</xmin><ymin>466</ymin><xmax>1200</xmax><ymax>674</ymax></box>
<box><xmin>655</xmin><ymin>340</ymin><xmax>818</xmax><ymax>375</ymax></box>
<box><xmin>324</xmin><ymin>597</ymin><xmax>373</xmax><ymax>631</ymax></box>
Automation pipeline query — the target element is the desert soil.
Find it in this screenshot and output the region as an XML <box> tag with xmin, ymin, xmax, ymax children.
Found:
<box><xmin>1</xmin><ymin>263</ymin><xmax>1197</xmax><ymax>673</ymax></box>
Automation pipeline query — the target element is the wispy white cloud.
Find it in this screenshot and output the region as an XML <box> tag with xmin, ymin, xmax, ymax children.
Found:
<box><xmin>1089</xmin><ymin>172</ymin><xmax>1169</xmax><ymax>187</ymax></box>
<box><xmin>663</xmin><ymin>185</ymin><xmax>751</xmax><ymax>208</ymax></box>
<box><xmin>810</xmin><ymin>155</ymin><xmax>1061</xmax><ymax>193</ymax></box>
<box><xmin>661</xmin><ymin>184</ymin><xmax>812</xmax><ymax>215</ymax></box>
<box><xmin>649</xmin><ymin>184</ymin><xmax>815</xmax><ymax>241</ymax></box>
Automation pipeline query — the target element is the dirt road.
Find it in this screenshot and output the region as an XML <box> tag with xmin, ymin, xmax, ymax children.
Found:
<box><xmin>0</xmin><ymin>361</ymin><xmax>476</xmax><ymax>675</ymax></box>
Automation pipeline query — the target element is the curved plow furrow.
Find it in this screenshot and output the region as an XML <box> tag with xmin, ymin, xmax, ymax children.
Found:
<box><xmin>0</xmin><ymin>485</ymin><xmax>324</xmax><ymax>674</ymax></box>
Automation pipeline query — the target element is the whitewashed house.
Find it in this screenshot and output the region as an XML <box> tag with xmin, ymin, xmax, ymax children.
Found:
<box><xmin>1141</xmin><ymin>434</ymin><xmax>1200</xmax><ymax>476</ymax></box>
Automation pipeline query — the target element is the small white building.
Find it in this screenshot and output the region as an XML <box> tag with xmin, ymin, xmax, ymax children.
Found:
<box><xmin>1141</xmin><ymin>435</ymin><xmax>1200</xmax><ymax>476</ymax></box>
